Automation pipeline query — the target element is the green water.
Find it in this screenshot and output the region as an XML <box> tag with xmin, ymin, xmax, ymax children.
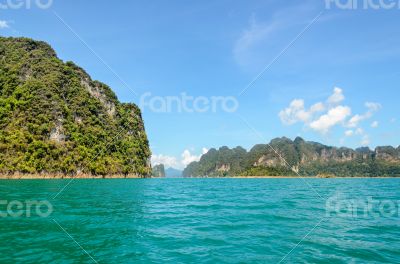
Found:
<box><xmin>1</xmin><ymin>178</ymin><xmax>399</xmax><ymax>263</ymax></box>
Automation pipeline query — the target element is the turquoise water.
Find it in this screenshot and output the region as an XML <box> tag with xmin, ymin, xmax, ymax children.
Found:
<box><xmin>1</xmin><ymin>179</ymin><xmax>400</xmax><ymax>263</ymax></box>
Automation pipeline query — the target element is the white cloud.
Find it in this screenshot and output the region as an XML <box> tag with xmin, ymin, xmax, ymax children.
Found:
<box><xmin>279</xmin><ymin>87</ymin><xmax>382</xmax><ymax>145</ymax></box>
<box><xmin>347</xmin><ymin>114</ymin><xmax>363</xmax><ymax>128</ymax></box>
<box><xmin>279</xmin><ymin>99</ymin><xmax>308</xmax><ymax>125</ymax></box>
<box><xmin>279</xmin><ymin>100</ymin><xmax>325</xmax><ymax>126</ymax></box>
<box><xmin>347</xmin><ymin>102</ymin><xmax>381</xmax><ymax>128</ymax></box>
<box><xmin>309</xmin><ymin>105</ymin><xmax>351</xmax><ymax>134</ymax></box>
<box><xmin>327</xmin><ymin>87</ymin><xmax>345</xmax><ymax>104</ymax></box>
<box><xmin>0</xmin><ymin>20</ymin><xmax>9</xmax><ymax>29</ymax></box>
<box><xmin>202</xmin><ymin>148</ymin><xmax>209</xmax><ymax>155</ymax></box>
<box><xmin>181</xmin><ymin>150</ymin><xmax>198</xmax><ymax>167</ymax></box>
<box><xmin>181</xmin><ymin>148</ymin><xmax>209</xmax><ymax>167</ymax></box>
<box><xmin>345</xmin><ymin>130</ymin><xmax>354</xmax><ymax>137</ymax></box>
<box><xmin>152</xmin><ymin>148</ymin><xmax>209</xmax><ymax>170</ymax></box>
<box><xmin>371</xmin><ymin>121</ymin><xmax>378</xmax><ymax>128</ymax></box>
<box><xmin>279</xmin><ymin>87</ymin><xmax>347</xmax><ymax>129</ymax></box>
<box><xmin>310</xmin><ymin>102</ymin><xmax>325</xmax><ymax>112</ymax></box>
<box><xmin>151</xmin><ymin>154</ymin><xmax>178</xmax><ymax>169</ymax></box>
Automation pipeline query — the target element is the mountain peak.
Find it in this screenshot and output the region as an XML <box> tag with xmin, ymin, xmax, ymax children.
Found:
<box><xmin>294</xmin><ymin>136</ymin><xmax>305</xmax><ymax>144</ymax></box>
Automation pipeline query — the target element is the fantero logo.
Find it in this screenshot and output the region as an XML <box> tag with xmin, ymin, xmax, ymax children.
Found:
<box><xmin>325</xmin><ymin>0</ymin><xmax>400</xmax><ymax>9</ymax></box>
<box><xmin>0</xmin><ymin>0</ymin><xmax>53</xmax><ymax>9</ymax></box>
<box><xmin>139</xmin><ymin>92</ymin><xmax>239</xmax><ymax>114</ymax></box>
<box><xmin>0</xmin><ymin>200</ymin><xmax>53</xmax><ymax>218</ymax></box>
<box><xmin>326</xmin><ymin>195</ymin><xmax>400</xmax><ymax>218</ymax></box>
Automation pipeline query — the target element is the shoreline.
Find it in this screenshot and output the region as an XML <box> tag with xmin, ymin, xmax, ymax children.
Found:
<box><xmin>0</xmin><ymin>175</ymin><xmax>398</xmax><ymax>179</ymax></box>
<box><xmin>186</xmin><ymin>175</ymin><xmax>400</xmax><ymax>179</ymax></box>
<box><xmin>231</xmin><ymin>176</ymin><xmax>399</xmax><ymax>178</ymax></box>
<box><xmin>0</xmin><ymin>174</ymin><xmax>144</xmax><ymax>179</ymax></box>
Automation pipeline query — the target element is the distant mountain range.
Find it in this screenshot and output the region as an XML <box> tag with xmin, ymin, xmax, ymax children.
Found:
<box><xmin>165</xmin><ymin>167</ymin><xmax>182</xmax><ymax>178</ymax></box>
<box><xmin>183</xmin><ymin>137</ymin><xmax>400</xmax><ymax>177</ymax></box>
<box><xmin>151</xmin><ymin>166</ymin><xmax>182</xmax><ymax>178</ymax></box>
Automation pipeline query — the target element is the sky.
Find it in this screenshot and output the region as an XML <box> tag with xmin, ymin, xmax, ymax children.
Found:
<box><xmin>1</xmin><ymin>0</ymin><xmax>399</xmax><ymax>169</ymax></box>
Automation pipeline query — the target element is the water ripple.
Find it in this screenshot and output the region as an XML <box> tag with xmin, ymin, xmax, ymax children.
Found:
<box><xmin>0</xmin><ymin>178</ymin><xmax>399</xmax><ymax>263</ymax></box>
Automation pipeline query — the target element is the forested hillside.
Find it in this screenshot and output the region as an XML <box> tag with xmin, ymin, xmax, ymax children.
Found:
<box><xmin>183</xmin><ymin>137</ymin><xmax>400</xmax><ymax>177</ymax></box>
<box><xmin>0</xmin><ymin>37</ymin><xmax>151</xmax><ymax>176</ymax></box>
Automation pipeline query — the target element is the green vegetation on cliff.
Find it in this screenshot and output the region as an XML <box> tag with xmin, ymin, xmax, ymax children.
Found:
<box><xmin>0</xmin><ymin>37</ymin><xmax>151</xmax><ymax>176</ymax></box>
<box><xmin>183</xmin><ymin>137</ymin><xmax>400</xmax><ymax>177</ymax></box>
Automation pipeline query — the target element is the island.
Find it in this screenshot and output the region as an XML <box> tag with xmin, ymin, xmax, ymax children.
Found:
<box><xmin>183</xmin><ymin>137</ymin><xmax>400</xmax><ymax>178</ymax></box>
<box><xmin>0</xmin><ymin>37</ymin><xmax>151</xmax><ymax>178</ymax></box>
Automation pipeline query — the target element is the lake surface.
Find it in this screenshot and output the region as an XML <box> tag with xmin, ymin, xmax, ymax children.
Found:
<box><xmin>0</xmin><ymin>178</ymin><xmax>399</xmax><ymax>263</ymax></box>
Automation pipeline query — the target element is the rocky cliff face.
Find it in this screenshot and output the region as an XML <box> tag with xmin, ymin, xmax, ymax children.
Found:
<box><xmin>183</xmin><ymin>137</ymin><xmax>400</xmax><ymax>177</ymax></box>
<box><xmin>254</xmin><ymin>138</ymin><xmax>400</xmax><ymax>166</ymax></box>
<box><xmin>0</xmin><ymin>37</ymin><xmax>151</xmax><ymax>176</ymax></box>
<box><xmin>152</xmin><ymin>164</ymin><xmax>166</xmax><ymax>178</ymax></box>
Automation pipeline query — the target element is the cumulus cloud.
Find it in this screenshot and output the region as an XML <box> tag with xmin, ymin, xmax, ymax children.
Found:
<box><xmin>347</xmin><ymin>114</ymin><xmax>363</xmax><ymax>128</ymax></box>
<box><xmin>181</xmin><ymin>148</ymin><xmax>208</xmax><ymax>167</ymax></box>
<box><xmin>151</xmin><ymin>154</ymin><xmax>178</xmax><ymax>169</ymax></box>
<box><xmin>279</xmin><ymin>87</ymin><xmax>382</xmax><ymax>145</ymax></box>
<box><xmin>279</xmin><ymin>99</ymin><xmax>308</xmax><ymax>125</ymax></box>
<box><xmin>181</xmin><ymin>150</ymin><xmax>197</xmax><ymax>167</ymax></box>
<box><xmin>152</xmin><ymin>148</ymin><xmax>208</xmax><ymax>169</ymax></box>
<box><xmin>279</xmin><ymin>87</ymin><xmax>346</xmax><ymax>128</ymax></box>
<box><xmin>310</xmin><ymin>102</ymin><xmax>325</xmax><ymax>112</ymax></box>
<box><xmin>309</xmin><ymin>106</ymin><xmax>351</xmax><ymax>134</ymax></box>
<box><xmin>0</xmin><ymin>20</ymin><xmax>9</xmax><ymax>29</ymax></box>
<box><xmin>279</xmin><ymin>100</ymin><xmax>325</xmax><ymax>125</ymax></box>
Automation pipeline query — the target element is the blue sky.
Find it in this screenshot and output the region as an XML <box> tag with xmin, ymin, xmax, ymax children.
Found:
<box><xmin>1</xmin><ymin>0</ymin><xmax>399</xmax><ymax>169</ymax></box>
